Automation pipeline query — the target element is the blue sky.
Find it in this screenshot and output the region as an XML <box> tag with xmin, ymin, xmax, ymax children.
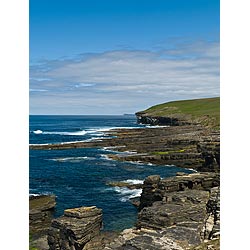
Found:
<box><xmin>30</xmin><ymin>0</ymin><xmax>220</xmax><ymax>114</ymax></box>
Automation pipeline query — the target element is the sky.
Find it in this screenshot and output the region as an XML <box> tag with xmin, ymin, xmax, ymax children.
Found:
<box><xmin>30</xmin><ymin>0</ymin><xmax>220</xmax><ymax>114</ymax></box>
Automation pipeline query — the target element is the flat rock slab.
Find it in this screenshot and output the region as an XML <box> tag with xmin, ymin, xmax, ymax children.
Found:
<box><xmin>104</xmin><ymin>228</ymin><xmax>184</xmax><ymax>250</ymax></box>
<box><xmin>30</xmin><ymin>195</ymin><xmax>56</xmax><ymax>212</ymax></box>
<box><xmin>64</xmin><ymin>206</ymin><xmax>102</xmax><ymax>218</ymax></box>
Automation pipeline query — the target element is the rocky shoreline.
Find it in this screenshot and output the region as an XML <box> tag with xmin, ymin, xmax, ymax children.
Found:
<box><xmin>30</xmin><ymin>171</ymin><xmax>220</xmax><ymax>250</ymax></box>
<box><xmin>30</xmin><ymin>113</ymin><xmax>220</xmax><ymax>249</ymax></box>
<box><xmin>30</xmin><ymin>124</ymin><xmax>219</xmax><ymax>173</ymax></box>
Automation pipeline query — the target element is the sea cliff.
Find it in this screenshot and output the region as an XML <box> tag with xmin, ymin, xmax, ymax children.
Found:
<box><xmin>30</xmin><ymin>97</ymin><xmax>220</xmax><ymax>249</ymax></box>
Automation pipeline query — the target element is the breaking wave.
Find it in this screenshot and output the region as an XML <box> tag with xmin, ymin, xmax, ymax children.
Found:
<box><xmin>113</xmin><ymin>186</ymin><xmax>142</xmax><ymax>202</ymax></box>
<box><xmin>123</xmin><ymin>179</ymin><xmax>144</xmax><ymax>185</ymax></box>
<box><xmin>50</xmin><ymin>156</ymin><xmax>95</xmax><ymax>162</ymax></box>
<box><xmin>32</xmin><ymin>126</ymin><xmax>142</xmax><ymax>137</ymax></box>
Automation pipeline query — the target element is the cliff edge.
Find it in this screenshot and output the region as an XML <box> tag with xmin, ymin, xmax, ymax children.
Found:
<box><xmin>136</xmin><ymin>97</ymin><xmax>220</xmax><ymax>129</ymax></box>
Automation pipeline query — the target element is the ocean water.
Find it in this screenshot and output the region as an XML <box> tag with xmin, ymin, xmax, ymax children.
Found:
<box><xmin>29</xmin><ymin>115</ymin><xmax>193</xmax><ymax>231</ymax></box>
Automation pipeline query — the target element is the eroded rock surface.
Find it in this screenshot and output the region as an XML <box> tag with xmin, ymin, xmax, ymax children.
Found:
<box><xmin>30</xmin><ymin>125</ymin><xmax>220</xmax><ymax>173</ymax></box>
<box><xmin>104</xmin><ymin>173</ymin><xmax>220</xmax><ymax>250</ymax></box>
<box><xmin>139</xmin><ymin>172</ymin><xmax>219</xmax><ymax>210</ymax></box>
<box><xmin>29</xmin><ymin>195</ymin><xmax>56</xmax><ymax>236</ymax></box>
<box><xmin>104</xmin><ymin>228</ymin><xmax>185</xmax><ymax>250</ymax></box>
<box><xmin>47</xmin><ymin>206</ymin><xmax>103</xmax><ymax>250</ymax></box>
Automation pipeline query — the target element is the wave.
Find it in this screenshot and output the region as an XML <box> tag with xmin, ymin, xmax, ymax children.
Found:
<box><xmin>33</xmin><ymin>130</ymin><xmax>43</xmax><ymax>134</ymax></box>
<box><xmin>111</xmin><ymin>179</ymin><xmax>144</xmax><ymax>202</ymax></box>
<box><xmin>145</xmin><ymin>125</ymin><xmax>170</xmax><ymax>128</ymax></box>
<box><xmin>113</xmin><ymin>186</ymin><xmax>142</xmax><ymax>202</ymax></box>
<box><xmin>100</xmin><ymin>154</ymin><xmax>115</xmax><ymax>161</ymax></box>
<box><xmin>187</xmin><ymin>168</ymin><xmax>198</xmax><ymax>173</ymax></box>
<box><xmin>32</xmin><ymin>126</ymin><xmax>142</xmax><ymax>137</ymax></box>
<box><xmin>120</xmin><ymin>150</ymin><xmax>138</xmax><ymax>155</ymax></box>
<box><xmin>50</xmin><ymin>156</ymin><xmax>95</xmax><ymax>162</ymax></box>
<box><xmin>29</xmin><ymin>193</ymin><xmax>40</xmax><ymax>197</ymax></box>
<box><xmin>32</xmin><ymin>130</ymin><xmax>87</xmax><ymax>136</ymax></box>
<box><xmin>29</xmin><ymin>140</ymin><xmax>89</xmax><ymax>146</ymax></box>
<box><xmin>29</xmin><ymin>191</ymin><xmax>54</xmax><ymax>196</ymax></box>
<box><xmin>103</xmin><ymin>146</ymin><xmax>126</xmax><ymax>150</ymax></box>
<box><xmin>123</xmin><ymin>179</ymin><xmax>144</xmax><ymax>185</ymax></box>
<box><xmin>29</xmin><ymin>143</ymin><xmax>50</xmax><ymax>146</ymax></box>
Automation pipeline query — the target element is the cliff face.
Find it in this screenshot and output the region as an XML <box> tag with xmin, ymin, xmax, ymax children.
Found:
<box><xmin>135</xmin><ymin>97</ymin><xmax>220</xmax><ymax>129</ymax></box>
<box><xmin>137</xmin><ymin>173</ymin><xmax>220</xmax><ymax>243</ymax></box>
<box><xmin>138</xmin><ymin>172</ymin><xmax>219</xmax><ymax>210</ymax></box>
<box><xmin>104</xmin><ymin>173</ymin><xmax>220</xmax><ymax>250</ymax></box>
<box><xmin>29</xmin><ymin>195</ymin><xmax>56</xmax><ymax>236</ymax></box>
<box><xmin>29</xmin><ymin>98</ymin><xmax>220</xmax><ymax>249</ymax></box>
<box><xmin>48</xmin><ymin>206</ymin><xmax>103</xmax><ymax>250</ymax></box>
<box><xmin>136</xmin><ymin>115</ymin><xmax>190</xmax><ymax>126</ymax></box>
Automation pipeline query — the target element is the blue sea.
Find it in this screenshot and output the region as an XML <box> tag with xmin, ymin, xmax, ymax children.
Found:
<box><xmin>29</xmin><ymin>115</ymin><xmax>193</xmax><ymax>231</ymax></box>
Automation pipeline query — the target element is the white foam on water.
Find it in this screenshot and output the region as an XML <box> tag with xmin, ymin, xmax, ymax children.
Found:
<box><xmin>29</xmin><ymin>191</ymin><xmax>54</xmax><ymax>196</ymax></box>
<box><xmin>29</xmin><ymin>143</ymin><xmax>50</xmax><ymax>146</ymax></box>
<box><xmin>32</xmin><ymin>129</ymin><xmax>87</xmax><ymax>136</ymax></box>
<box><xmin>187</xmin><ymin>168</ymin><xmax>198</xmax><ymax>173</ymax></box>
<box><xmin>145</xmin><ymin>125</ymin><xmax>170</xmax><ymax>128</ymax></box>
<box><xmin>32</xmin><ymin>126</ymin><xmax>143</xmax><ymax>138</ymax></box>
<box><xmin>115</xmin><ymin>187</ymin><xmax>142</xmax><ymax>202</ymax></box>
<box><xmin>121</xmin><ymin>150</ymin><xmax>138</xmax><ymax>155</ymax></box>
<box><xmin>103</xmin><ymin>146</ymin><xmax>126</xmax><ymax>150</ymax></box>
<box><xmin>50</xmin><ymin>156</ymin><xmax>94</xmax><ymax>162</ymax></box>
<box><xmin>29</xmin><ymin>140</ymin><xmax>89</xmax><ymax>146</ymax></box>
<box><xmin>113</xmin><ymin>186</ymin><xmax>142</xmax><ymax>202</ymax></box>
<box><xmin>87</xmin><ymin>126</ymin><xmax>140</xmax><ymax>132</ymax></box>
<box><xmin>123</xmin><ymin>179</ymin><xmax>144</xmax><ymax>185</ymax></box>
<box><xmin>58</xmin><ymin>140</ymin><xmax>89</xmax><ymax>144</ymax></box>
<box><xmin>29</xmin><ymin>193</ymin><xmax>40</xmax><ymax>197</ymax></box>
<box><xmin>33</xmin><ymin>129</ymin><xmax>43</xmax><ymax>134</ymax></box>
<box><xmin>100</xmin><ymin>154</ymin><xmax>115</xmax><ymax>161</ymax></box>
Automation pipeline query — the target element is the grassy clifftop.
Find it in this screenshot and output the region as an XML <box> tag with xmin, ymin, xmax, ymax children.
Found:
<box><xmin>136</xmin><ymin>97</ymin><xmax>220</xmax><ymax>128</ymax></box>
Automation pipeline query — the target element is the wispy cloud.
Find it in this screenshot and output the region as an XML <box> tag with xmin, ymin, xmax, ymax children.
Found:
<box><xmin>30</xmin><ymin>40</ymin><xmax>219</xmax><ymax>114</ymax></box>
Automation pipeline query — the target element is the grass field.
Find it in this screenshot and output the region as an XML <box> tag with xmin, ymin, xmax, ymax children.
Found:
<box><xmin>138</xmin><ymin>97</ymin><xmax>220</xmax><ymax>128</ymax></box>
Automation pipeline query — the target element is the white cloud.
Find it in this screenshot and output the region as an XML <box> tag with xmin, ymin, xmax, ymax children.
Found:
<box><xmin>30</xmin><ymin>40</ymin><xmax>219</xmax><ymax>114</ymax></box>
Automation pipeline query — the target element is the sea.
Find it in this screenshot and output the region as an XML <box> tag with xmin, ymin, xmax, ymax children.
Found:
<box><xmin>29</xmin><ymin>115</ymin><xmax>193</xmax><ymax>231</ymax></box>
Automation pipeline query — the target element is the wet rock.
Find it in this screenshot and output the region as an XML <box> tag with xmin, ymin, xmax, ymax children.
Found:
<box><xmin>107</xmin><ymin>181</ymin><xmax>143</xmax><ymax>190</ymax></box>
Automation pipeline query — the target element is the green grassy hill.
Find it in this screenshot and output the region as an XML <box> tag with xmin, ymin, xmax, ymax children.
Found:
<box><xmin>137</xmin><ymin>97</ymin><xmax>220</xmax><ymax>129</ymax></box>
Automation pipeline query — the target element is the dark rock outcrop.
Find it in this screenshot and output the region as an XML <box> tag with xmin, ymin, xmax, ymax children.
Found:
<box><xmin>104</xmin><ymin>228</ymin><xmax>185</xmax><ymax>250</ymax></box>
<box><xmin>104</xmin><ymin>173</ymin><xmax>220</xmax><ymax>250</ymax></box>
<box><xmin>136</xmin><ymin>115</ymin><xmax>188</xmax><ymax>126</ymax></box>
<box><xmin>107</xmin><ymin>181</ymin><xmax>143</xmax><ymax>190</ymax></box>
<box><xmin>29</xmin><ymin>195</ymin><xmax>56</xmax><ymax>236</ymax></box>
<box><xmin>202</xmin><ymin>187</ymin><xmax>220</xmax><ymax>241</ymax></box>
<box><xmin>30</xmin><ymin>125</ymin><xmax>220</xmax><ymax>173</ymax></box>
<box><xmin>47</xmin><ymin>206</ymin><xmax>103</xmax><ymax>250</ymax></box>
<box><xmin>139</xmin><ymin>172</ymin><xmax>219</xmax><ymax>210</ymax></box>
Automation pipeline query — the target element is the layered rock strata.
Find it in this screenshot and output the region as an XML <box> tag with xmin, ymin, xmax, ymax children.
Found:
<box><xmin>104</xmin><ymin>173</ymin><xmax>220</xmax><ymax>250</ymax></box>
<box><xmin>47</xmin><ymin>206</ymin><xmax>103</xmax><ymax>250</ymax></box>
<box><xmin>104</xmin><ymin>228</ymin><xmax>185</xmax><ymax>250</ymax></box>
<box><xmin>136</xmin><ymin>114</ymin><xmax>190</xmax><ymax>126</ymax></box>
<box><xmin>29</xmin><ymin>195</ymin><xmax>56</xmax><ymax>236</ymax></box>
<box><xmin>30</xmin><ymin>125</ymin><xmax>220</xmax><ymax>172</ymax></box>
<box><xmin>138</xmin><ymin>172</ymin><xmax>219</xmax><ymax>210</ymax></box>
